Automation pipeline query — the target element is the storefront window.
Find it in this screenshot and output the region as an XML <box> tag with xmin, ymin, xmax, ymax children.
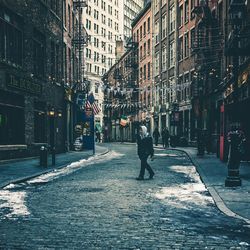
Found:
<box><xmin>0</xmin><ymin>106</ymin><xmax>25</xmax><ymax>144</ymax></box>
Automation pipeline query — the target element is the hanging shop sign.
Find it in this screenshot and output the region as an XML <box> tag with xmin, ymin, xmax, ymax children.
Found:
<box><xmin>224</xmin><ymin>84</ymin><xmax>233</xmax><ymax>98</ymax></box>
<box><xmin>238</xmin><ymin>64</ymin><xmax>250</xmax><ymax>87</ymax></box>
<box><xmin>120</xmin><ymin>115</ymin><xmax>128</xmax><ymax>127</ymax></box>
<box><xmin>65</xmin><ymin>88</ymin><xmax>72</xmax><ymax>102</ymax></box>
<box><xmin>85</xmin><ymin>107</ymin><xmax>93</xmax><ymax>118</ymax></box>
<box><xmin>6</xmin><ymin>73</ymin><xmax>42</xmax><ymax>95</ymax></box>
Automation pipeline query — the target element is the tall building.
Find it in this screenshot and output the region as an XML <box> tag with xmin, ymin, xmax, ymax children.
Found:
<box><xmin>83</xmin><ymin>0</ymin><xmax>123</xmax><ymax>128</ymax></box>
<box><xmin>177</xmin><ymin>0</ymin><xmax>196</xmax><ymax>142</ymax></box>
<box><xmin>152</xmin><ymin>0</ymin><xmax>179</xmax><ymax>136</ymax></box>
<box><xmin>132</xmin><ymin>0</ymin><xmax>153</xmax><ymax>131</ymax></box>
<box><xmin>123</xmin><ymin>0</ymin><xmax>145</xmax><ymax>43</ymax></box>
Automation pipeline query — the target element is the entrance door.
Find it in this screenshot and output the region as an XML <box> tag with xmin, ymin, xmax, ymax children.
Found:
<box><xmin>219</xmin><ymin>104</ymin><xmax>225</xmax><ymax>161</ymax></box>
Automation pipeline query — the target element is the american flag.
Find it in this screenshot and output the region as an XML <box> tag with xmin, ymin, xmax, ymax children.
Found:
<box><xmin>85</xmin><ymin>93</ymin><xmax>101</xmax><ymax>115</ymax></box>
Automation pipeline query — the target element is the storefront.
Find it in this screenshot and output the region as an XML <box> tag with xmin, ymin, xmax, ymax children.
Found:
<box><xmin>0</xmin><ymin>90</ymin><xmax>25</xmax><ymax>145</ymax></box>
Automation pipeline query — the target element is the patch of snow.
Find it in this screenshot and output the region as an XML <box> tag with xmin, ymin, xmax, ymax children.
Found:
<box><xmin>0</xmin><ymin>151</ymin><xmax>122</xmax><ymax>220</ymax></box>
<box><xmin>155</xmin><ymin>165</ymin><xmax>214</xmax><ymax>208</ymax></box>
<box><xmin>0</xmin><ymin>189</ymin><xmax>30</xmax><ymax>218</ymax></box>
<box><xmin>27</xmin><ymin>150</ymin><xmax>123</xmax><ymax>184</ymax></box>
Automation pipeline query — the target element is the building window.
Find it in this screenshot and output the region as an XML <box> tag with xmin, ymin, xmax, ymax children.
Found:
<box><xmin>63</xmin><ymin>0</ymin><xmax>67</xmax><ymax>27</ymax></box>
<box><xmin>0</xmin><ymin>15</ymin><xmax>23</xmax><ymax>66</ymax></box>
<box><xmin>144</xmin><ymin>64</ymin><xmax>146</xmax><ymax>80</ymax></box>
<box><xmin>184</xmin><ymin>32</ymin><xmax>189</xmax><ymax>58</ymax></box>
<box><xmin>162</xmin><ymin>15</ymin><xmax>167</xmax><ymax>39</ymax></box>
<box><xmin>155</xmin><ymin>52</ymin><xmax>159</xmax><ymax>76</ymax></box>
<box><xmin>95</xmin><ymin>84</ymin><xmax>99</xmax><ymax>93</ymax></box>
<box><xmin>190</xmin><ymin>28</ymin><xmax>195</xmax><ymax>52</ymax></box>
<box><xmin>169</xmin><ymin>5</ymin><xmax>175</xmax><ymax>33</ymax></box>
<box><xmin>155</xmin><ymin>20</ymin><xmax>159</xmax><ymax>44</ymax></box>
<box><xmin>179</xmin><ymin>36</ymin><xmax>183</xmax><ymax>60</ymax></box>
<box><xmin>191</xmin><ymin>0</ymin><xmax>196</xmax><ymax>19</ymax></box>
<box><xmin>147</xmin><ymin>17</ymin><xmax>150</xmax><ymax>33</ymax></box>
<box><xmin>185</xmin><ymin>0</ymin><xmax>189</xmax><ymax>23</ymax></box>
<box><xmin>68</xmin><ymin>4</ymin><xmax>71</xmax><ymax>33</ymax></box>
<box><xmin>180</xmin><ymin>5</ymin><xmax>183</xmax><ymax>27</ymax></box>
<box><xmin>147</xmin><ymin>39</ymin><xmax>151</xmax><ymax>55</ymax></box>
<box><xmin>0</xmin><ymin>91</ymin><xmax>25</xmax><ymax>145</ymax></box>
<box><xmin>148</xmin><ymin>62</ymin><xmax>151</xmax><ymax>79</ymax></box>
<box><xmin>162</xmin><ymin>46</ymin><xmax>167</xmax><ymax>71</ymax></box>
<box><xmin>33</xmin><ymin>29</ymin><xmax>46</xmax><ymax>77</ymax></box>
<box><xmin>169</xmin><ymin>41</ymin><xmax>175</xmax><ymax>67</ymax></box>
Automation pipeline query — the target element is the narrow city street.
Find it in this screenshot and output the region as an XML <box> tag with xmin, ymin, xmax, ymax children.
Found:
<box><xmin>0</xmin><ymin>144</ymin><xmax>249</xmax><ymax>249</ymax></box>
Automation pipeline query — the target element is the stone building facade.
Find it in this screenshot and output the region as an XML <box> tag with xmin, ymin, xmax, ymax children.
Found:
<box><xmin>0</xmin><ymin>0</ymin><xmax>65</xmax><ymax>159</ymax></box>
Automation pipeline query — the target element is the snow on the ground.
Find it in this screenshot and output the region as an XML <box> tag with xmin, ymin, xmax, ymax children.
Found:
<box><xmin>155</xmin><ymin>165</ymin><xmax>214</xmax><ymax>209</ymax></box>
<box><xmin>0</xmin><ymin>151</ymin><xmax>123</xmax><ymax>219</ymax></box>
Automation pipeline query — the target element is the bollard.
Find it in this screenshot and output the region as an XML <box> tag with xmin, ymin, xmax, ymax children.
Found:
<box><xmin>51</xmin><ymin>147</ymin><xmax>56</xmax><ymax>166</ymax></box>
<box><xmin>40</xmin><ymin>146</ymin><xmax>48</xmax><ymax>167</ymax></box>
<box><xmin>225</xmin><ymin>131</ymin><xmax>242</xmax><ymax>187</ymax></box>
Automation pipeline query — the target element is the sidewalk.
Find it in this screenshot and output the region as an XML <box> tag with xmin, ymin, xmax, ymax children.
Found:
<box><xmin>0</xmin><ymin>145</ymin><xmax>108</xmax><ymax>189</ymax></box>
<box><xmin>174</xmin><ymin>146</ymin><xmax>250</xmax><ymax>224</ymax></box>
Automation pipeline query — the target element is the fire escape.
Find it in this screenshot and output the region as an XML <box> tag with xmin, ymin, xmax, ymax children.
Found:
<box><xmin>124</xmin><ymin>39</ymin><xmax>139</xmax><ymax>118</ymax></box>
<box><xmin>73</xmin><ymin>0</ymin><xmax>88</xmax><ymax>92</ymax></box>
<box><xmin>191</xmin><ymin>1</ymin><xmax>224</xmax><ymax>134</ymax></box>
<box><xmin>192</xmin><ymin>2</ymin><xmax>223</xmax><ymax>97</ymax></box>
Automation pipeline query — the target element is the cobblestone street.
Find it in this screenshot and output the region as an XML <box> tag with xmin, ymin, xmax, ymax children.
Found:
<box><xmin>0</xmin><ymin>144</ymin><xmax>249</xmax><ymax>249</ymax></box>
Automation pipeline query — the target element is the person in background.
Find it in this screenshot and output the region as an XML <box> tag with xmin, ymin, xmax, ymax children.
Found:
<box><xmin>153</xmin><ymin>127</ymin><xmax>160</xmax><ymax>146</ymax></box>
<box><xmin>162</xmin><ymin>128</ymin><xmax>166</xmax><ymax>148</ymax></box>
<box><xmin>164</xmin><ymin>127</ymin><xmax>170</xmax><ymax>148</ymax></box>
<box><xmin>136</xmin><ymin>126</ymin><xmax>155</xmax><ymax>180</ymax></box>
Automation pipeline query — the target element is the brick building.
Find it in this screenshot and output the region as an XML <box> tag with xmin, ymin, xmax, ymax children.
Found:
<box><xmin>102</xmin><ymin>42</ymin><xmax>139</xmax><ymax>142</ymax></box>
<box><xmin>132</xmin><ymin>0</ymin><xmax>153</xmax><ymax>131</ymax></box>
<box><xmin>0</xmin><ymin>0</ymin><xmax>65</xmax><ymax>159</ymax></box>
<box><xmin>177</xmin><ymin>0</ymin><xmax>196</xmax><ymax>142</ymax></box>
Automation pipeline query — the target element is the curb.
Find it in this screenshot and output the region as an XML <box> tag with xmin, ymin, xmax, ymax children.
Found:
<box><xmin>0</xmin><ymin>148</ymin><xmax>110</xmax><ymax>190</ymax></box>
<box><xmin>169</xmin><ymin>147</ymin><xmax>250</xmax><ymax>225</ymax></box>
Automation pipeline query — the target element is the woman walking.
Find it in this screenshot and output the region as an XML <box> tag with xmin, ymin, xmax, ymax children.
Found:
<box><xmin>136</xmin><ymin>126</ymin><xmax>155</xmax><ymax>180</ymax></box>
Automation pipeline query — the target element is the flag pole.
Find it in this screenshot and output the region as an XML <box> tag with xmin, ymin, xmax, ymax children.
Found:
<box><xmin>93</xmin><ymin>113</ymin><xmax>95</xmax><ymax>155</ymax></box>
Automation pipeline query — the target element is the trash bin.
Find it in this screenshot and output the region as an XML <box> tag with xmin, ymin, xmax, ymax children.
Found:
<box><xmin>40</xmin><ymin>146</ymin><xmax>48</xmax><ymax>167</ymax></box>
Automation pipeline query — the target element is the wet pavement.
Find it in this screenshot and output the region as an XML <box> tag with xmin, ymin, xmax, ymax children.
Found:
<box><xmin>0</xmin><ymin>143</ymin><xmax>249</xmax><ymax>249</ymax></box>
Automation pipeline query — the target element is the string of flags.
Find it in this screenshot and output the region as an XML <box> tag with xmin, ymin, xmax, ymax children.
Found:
<box><xmin>102</xmin><ymin>82</ymin><xmax>192</xmax><ymax>97</ymax></box>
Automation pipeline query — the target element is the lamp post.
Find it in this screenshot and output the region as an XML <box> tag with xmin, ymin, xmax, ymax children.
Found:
<box><xmin>225</xmin><ymin>0</ymin><xmax>246</xmax><ymax>187</ymax></box>
<box><xmin>48</xmin><ymin>108</ymin><xmax>56</xmax><ymax>166</ymax></box>
<box><xmin>48</xmin><ymin>109</ymin><xmax>62</xmax><ymax>166</ymax></box>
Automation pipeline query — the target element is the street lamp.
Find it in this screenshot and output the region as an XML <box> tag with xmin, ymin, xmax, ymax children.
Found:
<box><xmin>48</xmin><ymin>108</ymin><xmax>56</xmax><ymax>165</ymax></box>
<box><xmin>225</xmin><ymin>0</ymin><xmax>246</xmax><ymax>187</ymax></box>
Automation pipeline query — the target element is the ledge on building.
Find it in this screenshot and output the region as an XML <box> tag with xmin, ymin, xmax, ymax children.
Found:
<box><xmin>0</xmin><ymin>145</ymin><xmax>28</xmax><ymax>151</ymax></box>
